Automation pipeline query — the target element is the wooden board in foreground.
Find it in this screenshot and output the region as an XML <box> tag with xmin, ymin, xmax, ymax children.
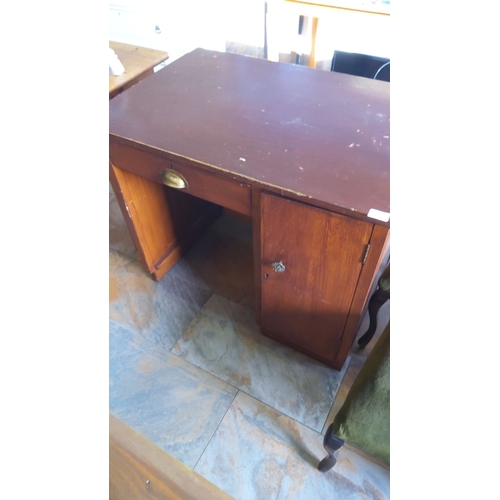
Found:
<box><xmin>109</xmin><ymin>414</ymin><xmax>234</xmax><ymax>500</ymax></box>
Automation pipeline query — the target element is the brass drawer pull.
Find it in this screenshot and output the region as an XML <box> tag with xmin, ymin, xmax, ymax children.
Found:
<box><xmin>162</xmin><ymin>169</ymin><xmax>189</xmax><ymax>189</ymax></box>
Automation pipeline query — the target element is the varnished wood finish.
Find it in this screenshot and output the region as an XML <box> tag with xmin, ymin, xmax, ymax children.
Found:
<box><xmin>109</xmin><ymin>49</ymin><xmax>389</xmax><ymax>369</ymax></box>
<box><xmin>334</xmin><ymin>224</ymin><xmax>389</xmax><ymax>369</ymax></box>
<box><xmin>109</xmin><ymin>48</ymin><xmax>389</xmax><ymax>224</ymax></box>
<box><xmin>109</xmin><ymin>162</ymin><xmax>221</xmax><ymax>281</ymax></box>
<box><xmin>260</xmin><ymin>192</ymin><xmax>372</xmax><ymax>366</ymax></box>
<box><xmin>109</xmin><ymin>414</ymin><xmax>233</xmax><ymax>500</ymax></box>
<box><xmin>252</xmin><ymin>186</ymin><xmax>263</xmax><ymax>324</ymax></box>
<box><xmin>110</xmin><ymin>142</ymin><xmax>252</xmax><ymax>216</ymax></box>
<box><xmin>109</xmin><ymin>42</ymin><xmax>169</xmax><ymax>99</ymax></box>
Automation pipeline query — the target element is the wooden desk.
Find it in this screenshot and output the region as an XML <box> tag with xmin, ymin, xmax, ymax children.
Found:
<box><xmin>109</xmin><ymin>42</ymin><xmax>169</xmax><ymax>99</ymax></box>
<box><xmin>109</xmin><ymin>48</ymin><xmax>389</xmax><ymax>370</ymax></box>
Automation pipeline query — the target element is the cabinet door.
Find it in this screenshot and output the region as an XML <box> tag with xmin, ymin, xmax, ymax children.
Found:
<box><xmin>260</xmin><ymin>192</ymin><xmax>373</xmax><ymax>365</ymax></box>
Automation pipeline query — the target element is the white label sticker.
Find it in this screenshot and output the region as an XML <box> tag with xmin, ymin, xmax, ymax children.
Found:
<box><xmin>367</xmin><ymin>208</ymin><xmax>390</xmax><ymax>222</ymax></box>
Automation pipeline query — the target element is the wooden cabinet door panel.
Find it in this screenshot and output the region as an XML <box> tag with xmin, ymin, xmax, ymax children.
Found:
<box><xmin>261</xmin><ymin>192</ymin><xmax>373</xmax><ymax>362</ymax></box>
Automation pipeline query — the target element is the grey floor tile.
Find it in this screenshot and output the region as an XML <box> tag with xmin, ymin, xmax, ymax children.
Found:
<box><xmin>109</xmin><ymin>194</ymin><xmax>389</xmax><ymax>498</ymax></box>
<box><xmin>194</xmin><ymin>391</ymin><xmax>390</xmax><ymax>500</ymax></box>
<box><xmin>109</xmin><ymin>319</ymin><xmax>146</xmax><ymax>359</ymax></box>
<box><xmin>109</xmin><ymin>320</ymin><xmax>238</xmax><ymax>468</ymax></box>
<box><xmin>172</xmin><ymin>295</ymin><xmax>349</xmax><ymax>432</ymax></box>
<box><xmin>110</xmin><ymin>318</ymin><xmax>172</xmax><ymax>361</ymax></box>
<box><xmin>109</xmin><ymin>249</ymin><xmax>212</xmax><ymax>349</ymax></box>
<box><xmin>168</xmin><ymin>213</ymin><xmax>255</xmax><ymax>309</ymax></box>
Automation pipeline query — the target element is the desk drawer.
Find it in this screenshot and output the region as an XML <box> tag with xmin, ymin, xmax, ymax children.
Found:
<box><xmin>109</xmin><ymin>142</ymin><xmax>252</xmax><ymax>216</ymax></box>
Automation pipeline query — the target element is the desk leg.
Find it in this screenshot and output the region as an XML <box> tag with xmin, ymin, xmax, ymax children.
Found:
<box><xmin>357</xmin><ymin>288</ymin><xmax>390</xmax><ymax>349</ymax></box>
<box><xmin>308</xmin><ymin>17</ymin><xmax>319</xmax><ymax>68</ymax></box>
<box><xmin>110</xmin><ymin>163</ymin><xmax>221</xmax><ymax>281</ymax></box>
<box><xmin>318</xmin><ymin>423</ymin><xmax>344</xmax><ymax>472</ymax></box>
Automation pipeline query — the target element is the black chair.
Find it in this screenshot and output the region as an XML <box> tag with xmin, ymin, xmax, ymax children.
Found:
<box><xmin>331</xmin><ymin>51</ymin><xmax>390</xmax><ymax>82</ymax></box>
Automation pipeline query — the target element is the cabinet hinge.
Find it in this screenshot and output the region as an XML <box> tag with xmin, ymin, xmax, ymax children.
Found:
<box><xmin>362</xmin><ymin>243</ymin><xmax>370</xmax><ymax>265</ymax></box>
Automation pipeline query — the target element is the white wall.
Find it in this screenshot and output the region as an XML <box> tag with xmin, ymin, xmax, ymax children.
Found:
<box><xmin>109</xmin><ymin>0</ymin><xmax>266</xmax><ymax>64</ymax></box>
<box><xmin>109</xmin><ymin>0</ymin><xmax>389</xmax><ymax>68</ymax></box>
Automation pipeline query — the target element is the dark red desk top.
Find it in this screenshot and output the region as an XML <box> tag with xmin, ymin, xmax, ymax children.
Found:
<box><xmin>109</xmin><ymin>48</ymin><xmax>389</xmax><ymax>224</ymax></box>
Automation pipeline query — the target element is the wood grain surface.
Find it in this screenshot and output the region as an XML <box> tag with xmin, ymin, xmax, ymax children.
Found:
<box><xmin>110</xmin><ymin>414</ymin><xmax>234</xmax><ymax>500</ymax></box>
<box><xmin>109</xmin><ymin>48</ymin><xmax>389</xmax><ymax>223</ymax></box>
<box><xmin>260</xmin><ymin>192</ymin><xmax>373</xmax><ymax>366</ymax></box>
<box><xmin>109</xmin><ymin>42</ymin><xmax>169</xmax><ymax>99</ymax></box>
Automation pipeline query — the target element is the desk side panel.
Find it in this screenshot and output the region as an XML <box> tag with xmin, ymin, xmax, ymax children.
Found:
<box><xmin>334</xmin><ymin>224</ymin><xmax>390</xmax><ymax>368</ymax></box>
<box><xmin>109</xmin><ymin>161</ymin><xmax>221</xmax><ymax>281</ymax></box>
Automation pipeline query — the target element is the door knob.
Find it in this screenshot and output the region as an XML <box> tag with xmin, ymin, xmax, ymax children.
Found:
<box><xmin>271</xmin><ymin>261</ymin><xmax>286</xmax><ymax>273</ymax></box>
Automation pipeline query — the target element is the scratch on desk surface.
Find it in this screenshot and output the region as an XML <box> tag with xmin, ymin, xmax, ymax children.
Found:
<box><xmin>280</xmin><ymin>117</ymin><xmax>319</xmax><ymax>131</ymax></box>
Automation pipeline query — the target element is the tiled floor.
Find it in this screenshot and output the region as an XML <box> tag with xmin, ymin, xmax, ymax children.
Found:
<box><xmin>109</xmin><ymin>186</ymin><xmax>390</xmax><ymax>499</ymax></box>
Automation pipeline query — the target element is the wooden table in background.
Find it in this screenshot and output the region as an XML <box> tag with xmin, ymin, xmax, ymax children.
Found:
<box><xmin>109</xmin><ymin>42</ymin><xmax>169</xmax><ymax>99</ymax></box>
<box><xmin>266</xmin><ymin>0</ymin><xmax>390</xmax><ymax>68</ymax></box>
